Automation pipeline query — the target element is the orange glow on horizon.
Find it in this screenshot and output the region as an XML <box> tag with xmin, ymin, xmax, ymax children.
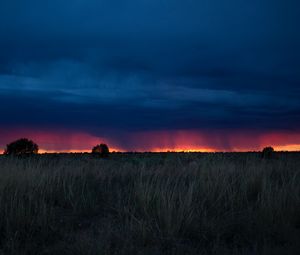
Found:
<box><xmin>38</xmin><ymin>147</ymin><xmax>122</xmax><ymax>154</ymax></box>
<box><xmin>0</xmin><ymin>144</ymin><xmax>300</xmax><ymax>154</ymax></box>
<box><xmin>1</xmin><ymin>145</ymin><xmax>300</xmax><ymax>154</ymax></box>
<box><xmin>273</xmin><ymin>144</ymin><xmax>300</xmax><ymax>152</ymax></box>
<box><xmin>1</xmin><ymin>128</ymin><xmax>300</xmax><ymax>154</ymax></box>
<box><xmin>142</xmin><ymin>147</ymin><xmax>216</xmax><ymax>153</ymax></box>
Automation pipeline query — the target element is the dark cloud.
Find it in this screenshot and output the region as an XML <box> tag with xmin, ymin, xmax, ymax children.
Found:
<box><xmin>0</xmin><ymin>0</ymin><xmax>300</xmax><ymax>150</ymax></box>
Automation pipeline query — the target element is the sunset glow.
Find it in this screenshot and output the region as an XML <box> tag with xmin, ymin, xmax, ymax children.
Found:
<box><xmin>1</xmin><ymin>128</ymin><xmax>300</xmax><ymax>153</ymax></box>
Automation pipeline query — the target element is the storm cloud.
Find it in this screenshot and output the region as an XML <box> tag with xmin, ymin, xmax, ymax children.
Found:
<box><xmin>0</xmin><ymin>0</ymin><xmax>300</xmax><ymax>150</ymax></box>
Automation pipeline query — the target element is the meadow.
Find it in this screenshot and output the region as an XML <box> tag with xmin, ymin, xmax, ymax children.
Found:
<box><xmin>0</xmin><ymin>152</ymin><xmax>299</xmax><ymax>255</ymax></box>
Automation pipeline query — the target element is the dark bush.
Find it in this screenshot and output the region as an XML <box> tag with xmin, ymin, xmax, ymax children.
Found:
<box><xmin>262</xmin><ymin>146</ymin><xmax>275</xmax><ymax>159</ymax></box>
<box><xmin>4</xmin><ymin>138</ymin><xmax>39</xmax><ymax>155</ymax></box>
<box><xmin>92</xmin><ymin>144</ymin><xmax>110</xmax><ymax>158</ymax></box>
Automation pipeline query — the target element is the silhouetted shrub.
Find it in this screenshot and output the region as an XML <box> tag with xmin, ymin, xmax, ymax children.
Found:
<box><xmin>92</xmin><ymin>144</ymin><xmax>109</xmax><ymax>158</ymax></box>
<box><xmin>262</xmin><ymin>146</ymin><xmax>275</xmax><ymax>159</ymax></box>
<box><xmin>4</xmin><ymin>138</ymin><xmax>39</xmax><ymax>155</ymax></box>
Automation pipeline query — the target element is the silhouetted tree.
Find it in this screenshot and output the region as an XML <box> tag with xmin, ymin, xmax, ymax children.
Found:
<box><xmin>4</xmin><ymin>138</ymin><xmax>39</xmax><ymax>155</ymax></box>
<box><xmin>92</xmin><ymin>144</ymin><xmax>109</xmax><ymax>158</ymax></box>
<box><xmin>262</xmin><ymin>146</ymin><xmax>274</xmax><ymax>159</ymax></box>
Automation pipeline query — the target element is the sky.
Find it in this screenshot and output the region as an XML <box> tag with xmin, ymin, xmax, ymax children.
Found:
<box><xmin>0</xmin><ymin>0</ymin><xmax>300</xmax><ymax>152</ymax></box>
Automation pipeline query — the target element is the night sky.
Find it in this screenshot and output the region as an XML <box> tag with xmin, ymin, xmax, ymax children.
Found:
<box><xmin>1</xmin><ymin>0</ymin><xmax>300</xmax><ymax>152</ymax></box>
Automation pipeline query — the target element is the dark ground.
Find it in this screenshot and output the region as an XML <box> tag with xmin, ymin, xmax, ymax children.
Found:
<box><xmin>0</xmin><ymin>152</ymin><xmax>299</xmax><ymax>255</ymax></box>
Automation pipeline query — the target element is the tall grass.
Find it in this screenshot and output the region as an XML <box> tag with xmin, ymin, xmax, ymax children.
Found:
<box><xmin>0</xmin><ymin>153</ymin><xmax>299</xmax><ymax>254</ymax></box>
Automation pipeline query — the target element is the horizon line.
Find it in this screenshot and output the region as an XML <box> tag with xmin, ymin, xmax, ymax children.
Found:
<box><xmin>1</xmin><ymin>149</ymin><xmax>300</xmax><ymax>154</ymax></box>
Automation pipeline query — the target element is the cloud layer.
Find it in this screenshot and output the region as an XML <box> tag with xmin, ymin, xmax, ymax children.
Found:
<box><xmin>0</xmin><ymin>0</ymin><xmax>299</xmax><ymax>150</ymax></box>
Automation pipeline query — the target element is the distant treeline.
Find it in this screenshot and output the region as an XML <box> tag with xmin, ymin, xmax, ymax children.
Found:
<box><xmin>2</xmin><ymin>138</ymin><xmax>277</xmax><ymax>159</ymax></box>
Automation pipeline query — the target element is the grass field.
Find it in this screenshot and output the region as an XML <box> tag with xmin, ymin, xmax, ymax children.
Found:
<box><xmin>0</xmin><ymin>152</ymin><xmax>299</xmax><ymax>255</ymax></box>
